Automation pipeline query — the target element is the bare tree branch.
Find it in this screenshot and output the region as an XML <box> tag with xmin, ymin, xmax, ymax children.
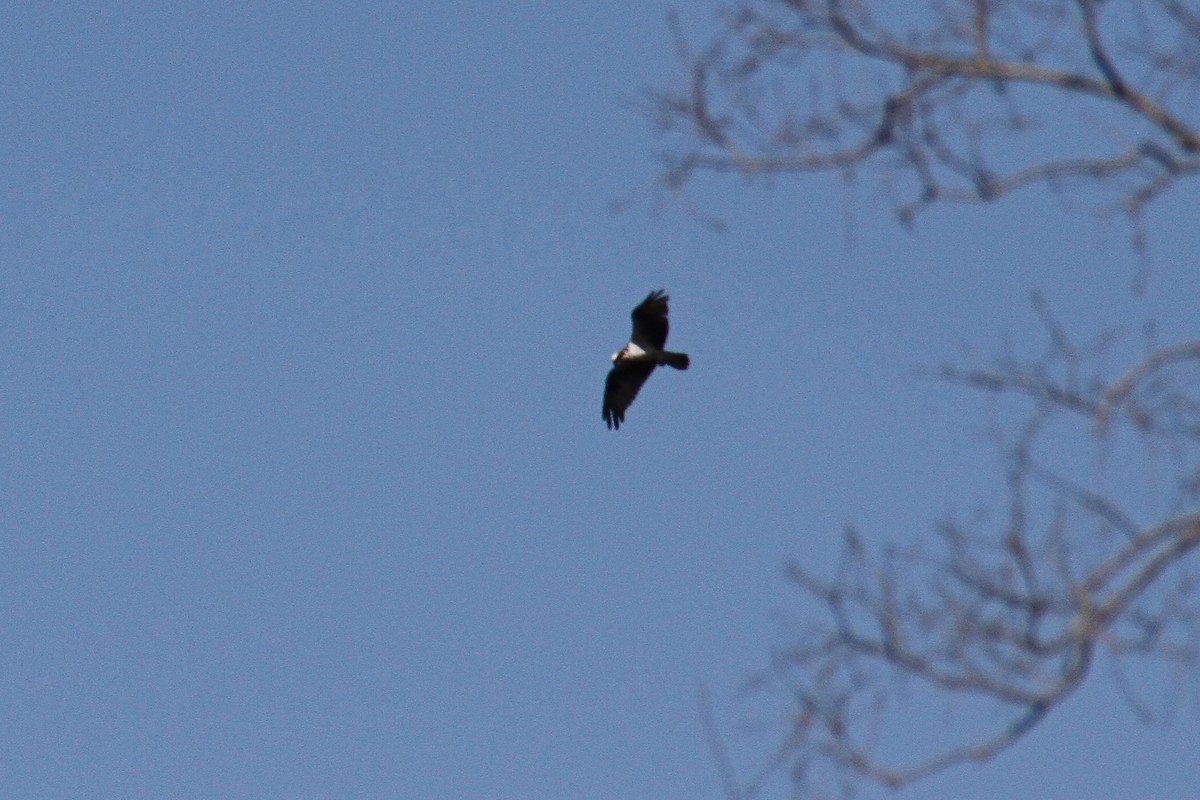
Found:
<box><xmin>743</xmin><ymin>305</ymin><xmax>1200</xmax><ymax>797</ymax></box>
<box><xmin>645</xmin><ymin>7</ymin><xmax>1200</xmax><ymax>795</ymax></box>
<box><xmin>646</xmin><ymin>1</ymin><xmax>1200</xmax><ymax>241</ymax></box>
<box><xmin>1096</xmin><ymin>341</ymin><xmax>1200</xmax><ymax>433</ymax></box>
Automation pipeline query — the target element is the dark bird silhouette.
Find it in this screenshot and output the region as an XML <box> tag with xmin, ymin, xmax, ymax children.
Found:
<box><xmin>603</xmin><ymin>290</ymin><xmax>690</xmax><ymax>430</ymax></box>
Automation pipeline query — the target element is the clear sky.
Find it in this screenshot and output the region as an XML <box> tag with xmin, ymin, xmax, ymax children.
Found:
<box><xmin>1</xmin><ymin>4</ymin><xmax>1197</xmax><ymax>799</ymax></box>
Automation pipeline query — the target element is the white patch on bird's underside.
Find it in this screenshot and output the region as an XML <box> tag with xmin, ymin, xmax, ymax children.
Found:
<box><xmin>612</xmin><ymin>342</ymin><xmax>648</xmax><ymax>362</ymax></box>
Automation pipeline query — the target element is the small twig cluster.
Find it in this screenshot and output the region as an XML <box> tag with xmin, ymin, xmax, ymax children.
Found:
<box><xmin>743</xmin><ymin>303</ymin><xmax>1200</xmax><ymax>797</ymax></box>
<box><xmin>647</xmin><ymin>1</ymin><xmax>1200</xmax><ymax>243</ymax></box>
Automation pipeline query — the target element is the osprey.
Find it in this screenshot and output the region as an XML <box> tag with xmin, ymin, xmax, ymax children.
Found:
<box><xmin>603</xmin><ymin>289</ymin><xmax>690</xmax><ymax>430</ymax></box>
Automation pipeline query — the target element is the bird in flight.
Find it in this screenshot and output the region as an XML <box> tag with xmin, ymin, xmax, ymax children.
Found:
<box><xmin>603</xmin><ymin>290</ymin><xmax>690</xmax><ymax>430</ymax></box>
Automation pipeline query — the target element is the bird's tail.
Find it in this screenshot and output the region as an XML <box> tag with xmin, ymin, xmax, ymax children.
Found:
<box><xmin>660</xmin><ymin>351</ymin><xmax>690</xmax><ymax>370</ymax></box>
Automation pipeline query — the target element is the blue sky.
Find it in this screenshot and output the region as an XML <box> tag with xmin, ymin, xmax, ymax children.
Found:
<box><xmin>2</xmin><ymin>4</ymin><xmax>1197</xmax><ymax>799</ymax></box>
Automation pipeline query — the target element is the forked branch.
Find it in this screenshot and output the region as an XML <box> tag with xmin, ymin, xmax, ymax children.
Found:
<box><xmin>750</xmin><ymin>311</ymin><xmax>1200</xmax><ymax>796</ymax></box>
<box><xmin>647</xmin><ymin>1</ymin><xmax>1200</xmax><ymax>240</ymax></box>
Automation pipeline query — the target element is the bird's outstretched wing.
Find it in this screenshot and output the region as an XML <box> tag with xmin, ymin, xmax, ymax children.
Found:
<box><xmin>630</xmin><ymin>290</ymin><xmax>670</xmax><ymax>351</ymax></box>
<box><xmin>602</xmin><ymin>360</ymin><xmax>655</xmax><ymax>430</ymax></box>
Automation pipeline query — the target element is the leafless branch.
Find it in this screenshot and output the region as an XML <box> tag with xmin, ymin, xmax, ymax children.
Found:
<box><xmin>1096</xmin><ymin>341</ymin><xmax>1200</xmax><ymax>433</ymax></box>
<box><xmin>646</xmin><ymin>1</ymin><xmax>1200</xmax><ymax>243</ymax></box>
<box><xmin>699</xmin><ymin>685</ymin><xmax>744</xmax><ymax>800</ymax></box>
<box><xmin>742</xmin><ymin>304</ymin><xmax>1200</xmax><ymax>797</ymax></box>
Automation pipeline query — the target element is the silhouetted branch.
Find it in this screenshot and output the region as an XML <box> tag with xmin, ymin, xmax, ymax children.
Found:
<box><xmin>746</xmin><ymin>303</ymin><xmax>1200</xmax><ymax>797</ymax></box>
<box><xmin>647</xmin><ymin>0</ymin><xmax>1200</xmax><ymax>241</ymax></box>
